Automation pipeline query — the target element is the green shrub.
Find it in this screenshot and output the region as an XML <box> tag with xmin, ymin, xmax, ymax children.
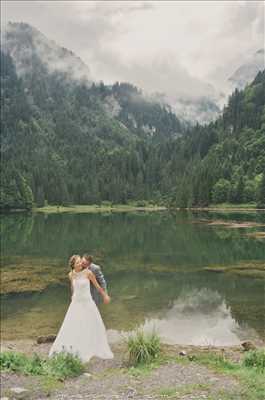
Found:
<box><xmin>0</xmin><ymin>352</ymin><xmax>43</xmax><ymax>375</ymax></box>
<box><xmin>101</xmin><ymin>201</ymin><xmax>113</xmax><ymax>207</ymax></box>
<box><xmin>0</xmin><ymin>352</ymin><xmax>27</xmax><ymax>373</ymax></box>
<box><xmin>0</xmin><ymin>351</ymin><xmax>84</xmax><ymax>380</ymax></box>
<box><xmin>212</xmin><ymin>179</ymin><xmax>231</xmax><ymax>204</ymax></box>
<box><xmin>243</xmin><ymin>349</ymin><xmax>265</xmax><ymax>372</ymax></box>
<box><xmin>135</xmin><ymin>200</ymin><xmax>148</xmax><ymax>207</ymax></box>
<box><xmin>24</xmin><ymin>353</ymin><xmax>44</xmax><ymax>375</ymax></box>
<box><xmin>147</xmin><ymin>200</ymin><xmax>154</xmax><ymax>205</ymax></box>
<box><xmin>126</xmin><ymin>330</ymin><xmax>161</xmax><ymax>366</ymax></box>
<box><xmin>45</xmin><ymin>352</ymin><xmax>85</xmax><ymax>379</ymax></box>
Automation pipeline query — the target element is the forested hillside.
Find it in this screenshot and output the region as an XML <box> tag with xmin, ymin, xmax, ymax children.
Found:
<box><xmin>0</xmin><ymin>46</ymin><xmax>182</xmax><ymax>209</ymax></box>
<box><xmin>1</xmin><ymin>22</ymin><xmax>265</xmax><ymax>210</ymax></box>
<box><xmin>155</xmin><ymin>71</ymin><xmax>265</xmax><ymax>208</ymax></box>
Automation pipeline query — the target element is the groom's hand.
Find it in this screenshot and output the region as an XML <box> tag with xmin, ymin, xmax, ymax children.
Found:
<box><xmin>103</xmin><ymin>294</ymin><xmax>111</xmax><ymax>304</ymax></box>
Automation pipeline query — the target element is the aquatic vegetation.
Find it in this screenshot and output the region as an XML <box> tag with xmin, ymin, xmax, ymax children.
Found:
<box><xmin>245</xmin><ymin>231</ymin><xmax>265</xmax><ymax>239</ymax></box>
<box><xmin>1</xmin><ymin>257</ymin><xmax>66</xmax><ymax>294</ymax></box>
<box><xmin>208</xmin><ymin>220</ymin><xmax>265</xmax><ymax>228</ymax></box>
<box><xmin>204</xmin><ymin>261</ymin><xmax>265</xmax><ymax>279</ymax></box>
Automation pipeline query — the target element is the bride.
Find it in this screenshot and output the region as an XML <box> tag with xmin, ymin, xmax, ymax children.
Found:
<box><xmin>49</xmin><ymin>255</ymin><xmax>113</xmax><ymax>362</ymax></box>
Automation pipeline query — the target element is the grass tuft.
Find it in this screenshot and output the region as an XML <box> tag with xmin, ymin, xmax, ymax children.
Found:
<box><xmin>193</xmin><ymin>350</ymin><xmax>265</xmax><ymax>400</ymax></box>
<box><xmin>126</xmin><ymin>330</ymin><xmax>161</xmax><ymax>366</ymax></box>
<box><xmin>158</xmin><ymin>383</ymin><xmax>210</xmax><ymax>399</ymax></box>
<box><xmin>243</xmin><ymin>349</ymin><xmax>265</xmax><ymax>372</ymax></box>
<box><xmin>158</xmin><ymin>386</ymin><xmax>177</xmax><ymax>398</ymax></box>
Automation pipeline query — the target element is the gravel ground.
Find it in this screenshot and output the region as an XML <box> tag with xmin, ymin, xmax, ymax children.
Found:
<box><xmin>0</xmin><ymin>341</ymin><xmax>246</xmax><ymax>400</ymax></box>
<box><xmin>51</xmin><ymin>360</ymin><xmax>240</xmax><ymax>400</ymax></box>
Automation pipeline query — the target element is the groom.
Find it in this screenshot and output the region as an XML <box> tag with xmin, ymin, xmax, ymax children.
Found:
<box><xmin>81</xmin><ymin>254</ymin><xmax>110</xmax><ymax>306</ymax></box>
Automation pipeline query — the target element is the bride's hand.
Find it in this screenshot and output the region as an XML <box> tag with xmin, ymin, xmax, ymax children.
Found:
<box><xmin>103</xmin><ymin>294</ymin><xmax>111</xmax><ymax>304</ymax></box>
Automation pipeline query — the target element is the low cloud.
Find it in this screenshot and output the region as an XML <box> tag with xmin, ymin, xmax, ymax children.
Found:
<box><xmin>2</xmin><ymin>0</ymin><xmax>264</xmax><ymax>101</ymax></box>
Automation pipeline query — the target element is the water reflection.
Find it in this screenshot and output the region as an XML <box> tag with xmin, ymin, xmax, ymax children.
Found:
<box><xmin>108</xmin><ymin>288</ymin><xmax>261</xmax><ymax>346</ymax></box>
<box><xmin>1</xmin><ymin>211</ymin><xmax>264</xmax><ymax>344</ymax></box>
<box><xmin>140</xmin><ymin>289</ymin><xmax>249</xmax><ymax>346</ymax></box>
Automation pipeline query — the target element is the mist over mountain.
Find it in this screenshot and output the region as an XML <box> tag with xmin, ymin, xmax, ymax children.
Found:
<box><xmin>2</xmin><ymin>22</ymin><xmax>182</xmax><ymax>137</ymax></box>
<box><xmin>229</xmin><ymin>49</ymin><xmax>265</xmax><ymax>90</ymax></box>
<box><xmin>3</xmin><ymin>22</ymin><xmax>92</xmax><ymax>83</ymax></box>
<box><xmin>172</xmin><ymin>48</ymin><xmax>264</xmax><ymax>125</ymax></box>
<box><xmin>0</xmin><ymin>22</ymin><xmax>218</xmax><ymax>125</ymax></box>
<box><xmin>2</xmin><ymin>22</ymin><xmax>263</xmax><ymax>126</ymax></box>
<box><xmin>168</xmin><ymin>95</ymin><xmax>221</xmax><ymax>126</ymax></box>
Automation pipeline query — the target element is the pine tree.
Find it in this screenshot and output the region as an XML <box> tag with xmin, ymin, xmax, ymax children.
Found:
<box><xmin>257</xmin><ymin>172</ymin><xmax>265</xmax><ymax>208</ymax></box>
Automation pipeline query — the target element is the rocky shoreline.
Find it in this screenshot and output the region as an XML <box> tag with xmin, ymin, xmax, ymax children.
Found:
<box><xmin>1</xmin><ymin>338</ymin><xmax>264</xmax><ymax>400</ymax></box>
<box><xmin>1</xmin><ymin>336</ymin><xmax>261</xmax><ymax>357</ymax></box>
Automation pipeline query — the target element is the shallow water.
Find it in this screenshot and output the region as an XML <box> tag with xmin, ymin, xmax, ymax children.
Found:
<box><xmin>1</xmin><ymin>210</ymin><xmax>265</xmax><ymax>345</ymax></box>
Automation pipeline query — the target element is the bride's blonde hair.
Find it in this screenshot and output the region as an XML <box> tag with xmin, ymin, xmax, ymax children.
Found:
<box><xmin>69</xmin><ymin>254</ymin><xmax>80</xmax><ymax>270</ymax></box>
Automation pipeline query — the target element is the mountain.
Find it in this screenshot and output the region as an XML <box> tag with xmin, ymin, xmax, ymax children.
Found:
<box><xmin>154</xmin><ymin>70</ymin><xmax>265</xmax><ymax>207</ymax></box>
<box><xmin>177</xmin><ymin>49</ymin><xmax>265</xmax><ymax>125</ymax></box>
<box><xmin>1</xmin><ymin>22</ymin><xmax>264</xmax><ymax>210</ymax></box>
<box><xmin>1</xmin><ymin>23</ymin><xmax>183</xmax><ymax>209</ymax></box>
<box><xmin>3</xmin><ymin>22</ymin><xmax>92</xmax><ymax>83</ymax></box>
<box><xmin>229</xmin><ymin>49</ymin><xmax>264</xmax><ymax>90</ymax></box>
<box><xmin>148</xmin><ymin>82</ymin><xmax>222</xmax><ymax>126</ymax></box>
<box><xmin>178</xmin><ymin>49</ymin><xmax>265</xmax><ymax>125</ymax></box>
<box><xmin>1</xmin><ymin>22</ymin><xmax>222</xmax><ymax>126</ymax></box>
<box><xmin>2</xmin><ymin>22</ymin><xmax>182</xmax><ymax>140</ymax></box>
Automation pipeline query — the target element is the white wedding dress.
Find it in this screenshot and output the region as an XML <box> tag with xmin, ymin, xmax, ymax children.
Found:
<box><xmin>49</xmin><ymin>270</ymin><xmax>113</xmax><ymax>362</ymax></box>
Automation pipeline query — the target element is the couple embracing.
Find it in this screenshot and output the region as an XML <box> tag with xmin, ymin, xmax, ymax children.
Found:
<box><xmin>49</xmin><ymin>254</ymin><xmax>113</xmax><ymax>362</ymax></box>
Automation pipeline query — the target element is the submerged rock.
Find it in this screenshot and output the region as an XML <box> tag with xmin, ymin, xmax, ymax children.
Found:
<box><xmin>241</xmin><ymin>341</ymin><xmax>256</xmax><ymax>351</ymax></box>
<box><xmin>179</xmin><ymin>350</ymin><xmax>187</xmax><ymax>356</ymax></box>
<box><xmin>37</xmin><ymin>334</ymin><xmax>56</xmax><ymax>344</ymax></box>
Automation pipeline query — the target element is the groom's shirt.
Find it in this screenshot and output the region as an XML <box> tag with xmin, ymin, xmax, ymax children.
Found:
<box><xmin>88</xmin><ymin>263</ymin><xmax>107</xmax><ymax>306</ymax></box>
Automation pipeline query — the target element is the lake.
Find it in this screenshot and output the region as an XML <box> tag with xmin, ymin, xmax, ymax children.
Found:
<box><xmin>1</xmin><ymin>210</ymin><xmax>265</xmax><ymax>346</ymax></box>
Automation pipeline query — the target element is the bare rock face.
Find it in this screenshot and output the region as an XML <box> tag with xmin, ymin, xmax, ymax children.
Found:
<box><xmin>36</xmin><ymin>334</ymin><xmax>56</xmax><ymax>344</ymax></box>
<box><xmin>241</xmin><ymin>341</ymin><xmax>256</xmax><ymax>351</ymax></box>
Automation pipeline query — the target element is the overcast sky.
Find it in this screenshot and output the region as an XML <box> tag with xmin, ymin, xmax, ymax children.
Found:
<box><xmin>2</xmin><ymin>0</ymin><xmax>264</xmax><ymax>99</ymax></box>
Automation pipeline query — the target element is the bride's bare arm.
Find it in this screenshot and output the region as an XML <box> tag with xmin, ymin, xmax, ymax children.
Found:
<box><xmin>68</xmin><ymin>272</ymin><xmax>74</xmax><ymax>298</ymax></box>
<box><xmin>86</xmin><ymin>270</ymin><xmax>110</xmax><ymax>304</ymax></box>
